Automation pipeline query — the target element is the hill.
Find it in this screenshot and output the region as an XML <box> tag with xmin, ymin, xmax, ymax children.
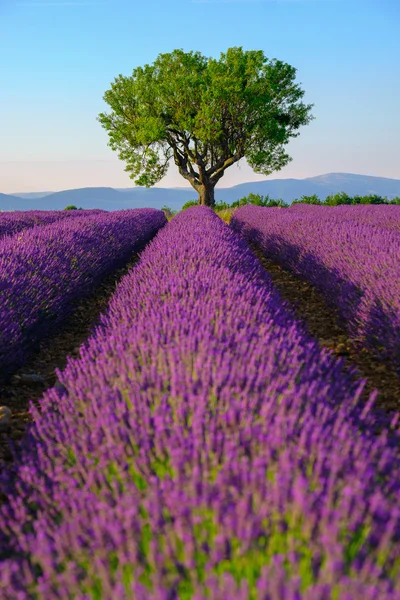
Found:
<box><xmin>2</xmin><ymin>173</ymin><xmax>400</xmax><ymax>211</ymax></box>
<box><xmin>9</xmin><ymin>192</ymin><xmax>55</xmax><ymax>199</ymax></box>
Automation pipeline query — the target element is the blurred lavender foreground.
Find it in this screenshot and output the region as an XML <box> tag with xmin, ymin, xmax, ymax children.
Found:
<box><xmin>0</xmin><ymin>209</ymin><xmax>166</xmax><ymax>380</ymax></box>
<box><xmin>0</xmin><ymin>207</ymin><xmax>400</xmax><ymax>599</ymax></box>
<box><xmin>231</xmin><ymin>204</ymin><xmax>400</xmax><ymax>375</ymax></box>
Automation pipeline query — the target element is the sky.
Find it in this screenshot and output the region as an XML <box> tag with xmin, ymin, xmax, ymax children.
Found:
<box><xmin>0</xmin><ymin>0</ymin><xmax>399</xmax><ymax>193</ymax></box>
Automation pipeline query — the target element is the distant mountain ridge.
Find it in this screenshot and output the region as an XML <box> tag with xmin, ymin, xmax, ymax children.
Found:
<box><xmin>2</xmin><ymin>173</ymin><xmax>400</xmax><ymax>211</ymax></box>
<box><xmin>10</xmin><ymin>191</ymin><xmax>55</xmax><ymax>199</ymax></box>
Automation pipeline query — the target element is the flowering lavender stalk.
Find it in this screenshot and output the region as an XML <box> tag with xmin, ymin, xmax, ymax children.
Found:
<box><xmin>0</xmin><ymin>209</ymin><xmax>104</xmax><ymax>240</ymax></box>
<box><xmin>231</xmin><ymin>204</ymin><xmax>400</xmax><ymax>374</ymax></box>
<box><xmin>0</xmin><ymin>208</ymin><xmax>166</xmax><ymax>379</ymax></box>
<box><xmin>0</xmin><ymin>207</ymin><xmax>399</xmax><ymax>599</ymax></box>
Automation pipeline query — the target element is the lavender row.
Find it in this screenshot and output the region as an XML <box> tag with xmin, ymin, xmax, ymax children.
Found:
<box><xmin>0</xmin><ymin>209</ymin><xmax>104</xmax><ymax>240</ymax></box>
<box><xmin>0</xmin><ymin>208</ymin><xmax>166</xmax><ymax>379</ymax></box>
<box><xmin>1</xmin><ymin>207</ymin><xmax>399</xmax><ymax>599</ymax></box>
<box><xmin>288</xmin><ymin>204</ymin><xmax>400</xmax><ymax>233</ymax></box>
<box><xmin>231</xmin><ymin>205</ymin><xmax>400</xmax><ymax>374</ymax></box>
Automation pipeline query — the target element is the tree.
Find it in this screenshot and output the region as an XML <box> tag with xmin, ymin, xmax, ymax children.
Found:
<box><xmin>181</xmin><ymin>200</ymin><xmax>199</xmax><ymax>211</ymax></box>
<box><xmin>161</xmin><ymin>205</ymin><xmax>177</xmax><ymax>219</ymax></box>
<box><xmin>230</xmin><ymin>193</ymin><xmax>287</xmax><ymax>208</ymax></box>
<box><xmin>291</xmin><ymin>194</ymin><xmax>321</xmax><ymax>205</ymax></box>
<box><xmin>324</xmin><ymin>192</ymin><xmax>352</xmax><ymax>206</ymax></box>
<box><xmin>97</xmin><ymin>47</ymin><xmax>315</xmax><ymax>207</ymax></box>
<box><xmin>232</xmin><ymin>192</ymin><xmax>268</xmax><ymax>207</ymax></box>
<box><xmin>358</xmin><ymin>194</ymin><xmax>386</xmax><ymax>204</ymax></box>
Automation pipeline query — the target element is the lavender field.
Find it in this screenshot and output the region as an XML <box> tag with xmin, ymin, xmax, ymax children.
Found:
<box><xmin>0</xmin><ymin>206</ymin><xmax>399</xmax><ymax>599</ymax></box>
<box><xmin>0</xmin><ymin>209</ymin><xmax>105</xmax><ymax>241</ymax></box>
<box><xmin>231</xmin><ymin>204</ymin><xmax>400</xmax><ymax>375</ymax></box>
<box><xmin>0</xmin><ymin>209</ymin><xmax>166</xmax><ymax>380</ymax></box>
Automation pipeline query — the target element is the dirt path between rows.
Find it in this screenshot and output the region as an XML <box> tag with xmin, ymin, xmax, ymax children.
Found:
<box><xmin>249</xmin><ymin>242</ymin><xmax>400</xmax><ymax>421</ymax></box>
<box><xmin>0</xmin><ymin>250</ymin><xmax>144</xmax><ymax>469</ymax></box>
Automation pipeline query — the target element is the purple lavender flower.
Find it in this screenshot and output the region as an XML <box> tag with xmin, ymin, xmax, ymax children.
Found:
<box><xmin>0</xmin><ymin>207</ymin><xmax>399</xmax><ymax>599</ymax></box>
<box><xmin>231</xmin><ymin>204</ymin><xmax>400</xmax><ymax>374</ymax></box>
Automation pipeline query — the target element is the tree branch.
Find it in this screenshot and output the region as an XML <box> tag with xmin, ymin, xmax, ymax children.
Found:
<box><xmin>166</xmin><ymin>132</ymin><xmax>200</xmax><ymax>186</ymax></box>
<box><xmin>167</xmin><ymin>127</ymin><xmax>197</xmax><ymax>161</ymax></box>
<box><xmin>209</xmin><ymin>153</ymin><xmax>242</xmax><ymax>182</ymax></box>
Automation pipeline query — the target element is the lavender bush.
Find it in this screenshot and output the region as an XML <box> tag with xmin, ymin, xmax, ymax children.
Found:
<box><xmin>0</xmin><ymin>207</ymin><xmax>399</xmax><ymax>599</ymax></box>
<box><xmin>0</xmin><ymin>208</ymin><xmax>166</xmax><ymax>379</ymax></box>
<box><xmin>231</xmin><ymin>205</ymin><xmax>400</xmax><ymax>374</ymax></box>
<box><xmin>288</xmin><ymin>204</ymin><xmax>400</xmax><ymax>233</ymax></box>
<box><xmin>0</xmin><ymin>209</ymin><xmax>104</xmax><ymax>240</ymax></box>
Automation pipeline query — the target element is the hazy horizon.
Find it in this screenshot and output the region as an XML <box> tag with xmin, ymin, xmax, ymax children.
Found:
<box><xmin>6</xmin><ymin>165</ymin><xmax>400</xmax><ymax>197</ymax></box>
<box><xmin>1</xmin><ymin>0</ymin><xmax>399</xmax><ymax>193</ymax></box>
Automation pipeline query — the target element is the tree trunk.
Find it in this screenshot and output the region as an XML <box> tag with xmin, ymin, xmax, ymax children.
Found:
<box><xmin>198</xmin><ymin>183</ymin><xmax>215</xmax><ymax>207</ymax></box>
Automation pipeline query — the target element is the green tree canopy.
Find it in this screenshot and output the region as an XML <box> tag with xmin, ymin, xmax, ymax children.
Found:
<box><xmin>324</xmin><ymin>192</ymin><xmax>353</xmax><ymax>206</ymax></box>
<box><xmin>97</xmin><ymin>47</ymin><xmax>315</xmax><ymax>206</ymax></box>
<box><xmin>292</xmin><ymin>194</ymin><xmax>321</xmax><ymax>205</ymax></box>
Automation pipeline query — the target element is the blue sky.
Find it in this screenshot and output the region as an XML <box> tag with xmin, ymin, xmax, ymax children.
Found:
<box><xmin>0</xmin><ymin>0</ymin><xmax>399</xmax><ymax>192</ymax></box>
